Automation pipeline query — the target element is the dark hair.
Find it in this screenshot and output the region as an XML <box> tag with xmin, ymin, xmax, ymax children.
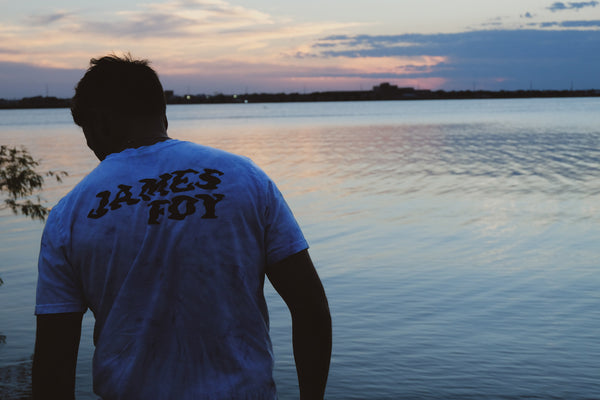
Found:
<box><xmin>71</xmin><ymin>54</ymin><xmax>166</xmax><ymax>127</ymax></box>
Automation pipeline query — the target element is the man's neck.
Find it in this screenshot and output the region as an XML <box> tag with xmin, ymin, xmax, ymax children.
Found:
<box><xmin>85</xmin><ymin>113</ymin><xmax>170</xmax><ymax>160</ymax></box>
<box><xmin>123</xmin><ymin>135</ymin><xmax>170</xmax><ymax>150</ymax></box>
<box><xmin>113</xmin><ymin>115</ymin><xmax>169</xmax><ymax>152</ymax></box>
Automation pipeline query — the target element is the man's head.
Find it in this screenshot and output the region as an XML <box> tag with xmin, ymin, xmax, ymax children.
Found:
<box><xmin>71</xmin><ymin>54</ymin><xmax>166</xmax><ymax>128</ymax></box>
<box><xmin>71</xmin><ymin>54</ymin><xmax>168</xmax><ymax>160</ymax></box>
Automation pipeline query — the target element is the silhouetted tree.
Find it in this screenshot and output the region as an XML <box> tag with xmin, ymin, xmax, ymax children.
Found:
<box><xmin>1</xmin><ymin>145</ymin><xmax>67</xmax><ymax>221</ymax></box>
<box><xmin>0</xmin><ymin>145</ymin><xmax>67</xmax><ymax>302</ymax></box>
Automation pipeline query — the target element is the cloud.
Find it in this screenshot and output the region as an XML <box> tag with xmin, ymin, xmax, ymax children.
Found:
<box><xmin>26</xmin><ymin>11</ymin><xmax>74</xmax><ymax>26</ymax></box>
<box><xmin>0</xmin><ymin>0</ymin><xmax>367</xmax><ymax>95</ymax></box>
<box><xmin>1</xmin><ymin>0</ymin><xmax>357</xmax><ymax>62</ymax></box>
<box><xmin>540</xmin><ymin>19</ymin><xmax>600</xmax><ymax>27</ymax></box>
<box><xmin>521</xmin><ymin>12</ymin><xmax>534</xmax><ymax>19</ymax></box>
<box><xmin>548</xmin><ymin>1</ymin><xmax>599</xmax><ymax>12</ymax></box>
<box><xmin>482</xmin><ymin>17</ymin><xmax>505</xmax><ymax>28</ymax></box>
<box><xmin>46</xmin><ymin>0</ymin><xmax>277</xmax><ymax>39</ymax></box>
<box><xmin>313</xmin><ymin>30</ymin><xmax>600</xmax><ymax>60</ymax></box>
<box><xmin>549</xmin><ymin>2</ymin><xmax>569</xmax><ymax>11</ymax></box>
<box><xmin>0</xmin><ymin>48</ymin><xmax>21</xmax><ymax>55</ymax></box>
<box><xmin>0</xmin><ymin>0</ymin><xmax>358</xmax><ymax>77</ymax></box>
<box><xmin>306</xmin><ymin>30</ymin><xmax>600</xmax><ymax>90</ymax></box>
<box><xmin>82</xmin><ymin>12</ymin><xmax>197</xmax><ymax>38</ymax></box>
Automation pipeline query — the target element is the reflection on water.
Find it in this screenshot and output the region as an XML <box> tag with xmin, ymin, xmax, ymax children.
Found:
<box><xmin>1</xmin><ymin>99</ymin><xmax>599</xmax><ymax>399</ymax></box>
<box><xmin>0</xmin><ymin>359</ymin><xmax>32</xmax><ymax>399</ymax></box>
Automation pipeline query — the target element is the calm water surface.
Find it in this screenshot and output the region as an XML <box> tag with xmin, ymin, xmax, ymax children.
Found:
<box><xmin>1</xmin><ymin>99</ymin><xmax>599</xmax><ymax>399</ymax></box>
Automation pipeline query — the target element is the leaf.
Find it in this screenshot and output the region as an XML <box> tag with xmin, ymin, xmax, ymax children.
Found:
<box><xmin>0</xmin><ymin>145</ymin><xmax>67</xmax><ymax>222</ymax></box>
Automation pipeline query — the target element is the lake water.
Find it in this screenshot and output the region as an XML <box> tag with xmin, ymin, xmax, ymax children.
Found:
<box><xmin>1</xmin><ymin>98</ymin><xmax>599</xmax><ymax>399</ymax></box>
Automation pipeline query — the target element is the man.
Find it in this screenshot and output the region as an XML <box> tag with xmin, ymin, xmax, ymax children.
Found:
<box><xmin>33</xmin><ymin>54</ymin><xmax>331</xmax><ymax>400</ymax></box>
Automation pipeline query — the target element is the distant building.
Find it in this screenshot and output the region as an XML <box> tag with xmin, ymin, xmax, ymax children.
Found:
<box><xmin>372</xmin><ymin>83</ymin><xmax>416</xmax><ymax>98</ymax></box>
<box><xmin>373</xmin><ymin>82</ymin><xmax>397</xmax><ymax>92</ymax></box>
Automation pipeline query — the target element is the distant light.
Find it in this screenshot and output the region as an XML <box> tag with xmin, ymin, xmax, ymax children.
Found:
<box><xmin>244</xmin><ymin>100</ymin><xmax>248</xmax><ymax>104</ymax></box>
<box><xmin>186</xmin><ymin>95</ymin><xmax>191</xmax><ymax>100</ymax></box>
<box><xmin>233</xmin><ymin>94</ymin><xmax>238</xmax><ymax>99</ymax></box>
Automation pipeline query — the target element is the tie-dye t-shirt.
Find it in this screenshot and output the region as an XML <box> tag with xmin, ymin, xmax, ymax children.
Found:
<box><xmin>36</xmin><ymin>139</ymin><xmax>308</xmax><ymax>400</ymax></box>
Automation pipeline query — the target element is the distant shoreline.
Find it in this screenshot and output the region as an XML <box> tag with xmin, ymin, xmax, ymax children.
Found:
<box><xmin>2</xmin><ymin>83</ymin><xmax>600</xmax><ymax>110</ymax></box>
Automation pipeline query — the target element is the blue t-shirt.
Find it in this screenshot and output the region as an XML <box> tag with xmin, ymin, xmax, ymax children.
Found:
<box><xmin>36</xmin><ymin>139</ymin><xmax>308</xmax><ymax>400</ymax></box>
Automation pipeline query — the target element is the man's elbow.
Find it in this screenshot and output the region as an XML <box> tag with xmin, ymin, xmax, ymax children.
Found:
<box><xmin>291</xmin><ymin>296</ymin><xmax>331</xmax><ymax>328</ymax></box>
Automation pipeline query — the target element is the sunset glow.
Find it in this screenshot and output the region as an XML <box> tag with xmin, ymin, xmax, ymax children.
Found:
<box><xmin>1</xmin><ymin>0</ymin><xmax>599</xmax><ymax>97</ymax></box>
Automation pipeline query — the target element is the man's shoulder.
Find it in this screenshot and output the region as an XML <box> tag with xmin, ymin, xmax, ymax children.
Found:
<box><xmin>169</xmin><ymin>139</ymin><xmax>267</xmax><ymax>178</ymax></box>
<box><xmin>170</xmin><ymin>139</ymin><xmax>253</xmax><ymax>164</ymax></box>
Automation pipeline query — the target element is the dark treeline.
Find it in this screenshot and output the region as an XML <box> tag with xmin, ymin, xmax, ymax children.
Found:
<box><xmin>0</xmin><ymin>96</ymin><xmax>71</xmax><ymax>109</ymax></box>
<box><xmin>2</xmin><ymin>83</ymin><xmax>600</xmax><ymax>109</ymax></box>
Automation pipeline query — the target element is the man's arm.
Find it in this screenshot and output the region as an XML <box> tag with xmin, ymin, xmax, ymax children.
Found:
<box><xmin>32</xmin><ymin>312</ymin><xmax>83</xmax><ymax>400</ymax></box>
<box><xmin>267</xmin><ymin>249</ymin><xmax>332</xmax><ymax>400</ymax></box>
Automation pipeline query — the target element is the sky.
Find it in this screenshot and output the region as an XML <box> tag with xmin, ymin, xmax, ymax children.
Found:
<box><xmin>1</xmin><ymin>0</ymin><xmax>600</xmax><ymax>98</ymax></box>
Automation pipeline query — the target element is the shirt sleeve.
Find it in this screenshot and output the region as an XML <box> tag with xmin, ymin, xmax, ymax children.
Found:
<box><xmin>35</xmin><ymin>207</ymin><xmax>87</xmax><ymax>315</ymax></box>
<box><xmin>263</xmin><ymin>178</ymin><xmax>309</xmax><ymax>266</ymax></box>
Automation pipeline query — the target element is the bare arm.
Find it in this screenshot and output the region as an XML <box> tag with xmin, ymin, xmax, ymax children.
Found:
<box><xmin>267</xmin><ymin>249</ymin><xmax>332</xmax><ymax>400</ymax></box>
<box><xmin>32</xmin><ymin>312</ymin><xmax>83</xmax><ymax>400</ymax></box>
